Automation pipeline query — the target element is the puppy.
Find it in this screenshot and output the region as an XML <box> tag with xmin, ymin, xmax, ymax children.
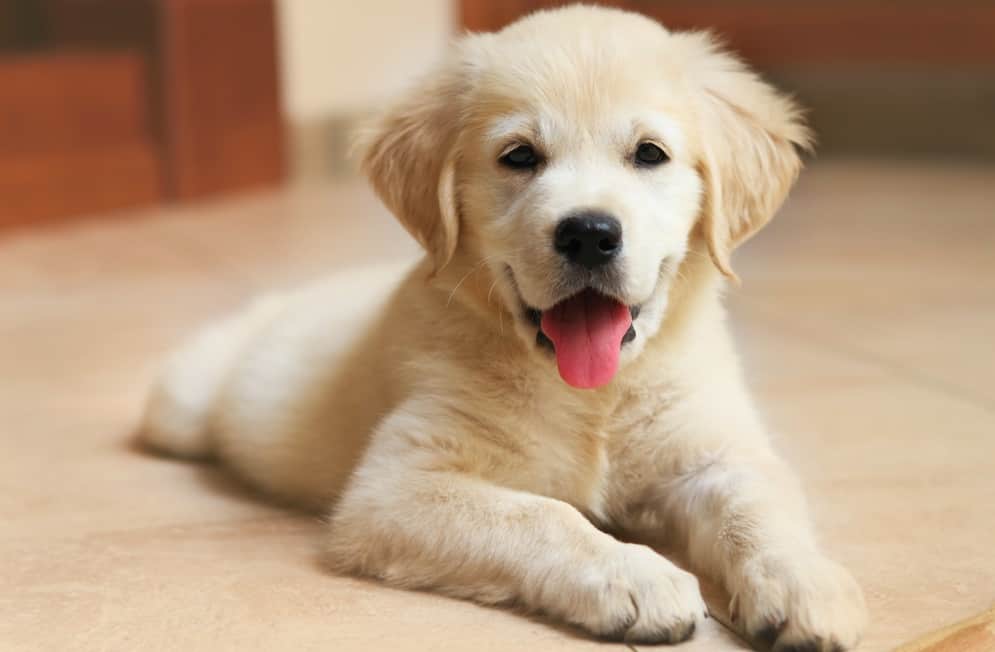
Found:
<box><xmin>140</xmin><ymin>6</ymin><xmax>867</xmax><ymax>649</ymax></box>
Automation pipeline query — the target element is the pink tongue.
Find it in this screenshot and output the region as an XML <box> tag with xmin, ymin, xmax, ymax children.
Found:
<box><xmin>540</xmin><ymin>290</ymin><xmax>632</xmax><ymax>389</ymax></box>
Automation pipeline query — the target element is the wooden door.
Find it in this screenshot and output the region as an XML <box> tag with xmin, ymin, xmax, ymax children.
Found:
<box><xmin>0</xmin><ymin>0</ymin><xmax>285</xmax><ymax>229</ymax></box>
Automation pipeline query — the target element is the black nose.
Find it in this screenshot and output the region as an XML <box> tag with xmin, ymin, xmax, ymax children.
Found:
<box><xmin>553</xmin><ymin>211</ymin><xmax>622</xmax><ymax>269</ymax></box>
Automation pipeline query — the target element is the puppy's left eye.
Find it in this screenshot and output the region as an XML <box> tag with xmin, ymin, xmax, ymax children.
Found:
<box><xmin>634</xmin><ymin>142</ymin><xmax>669</xmax><ymax>167</ymax></box>
<box><xmin>500</xmin><ymin>145</ymin><xmax>540</xmax><ymax>170</ymax></box>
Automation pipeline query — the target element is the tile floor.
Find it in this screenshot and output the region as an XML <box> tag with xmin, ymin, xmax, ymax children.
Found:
<box><xmin>1</xmin><ymin>160</ymin><xmax>993</xmax><ymax>651</ymax></box>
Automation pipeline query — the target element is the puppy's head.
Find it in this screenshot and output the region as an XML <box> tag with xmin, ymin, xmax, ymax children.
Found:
<box><xmin>358</xmin><ymin>6</ymin><xmax>811</xmax><ymax>389</ymax></box>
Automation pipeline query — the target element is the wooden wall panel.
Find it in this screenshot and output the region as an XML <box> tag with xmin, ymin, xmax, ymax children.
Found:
<box><xmin>0</xmin><ymin>53</ymin><xmax>150</xmax><ymax>154</ymax></box>
<box><xmin>0</xmin><ymin>144</ymin><xmax>161</xmax><ymax>227</ymax></box>
<box><xmin>40</xmin><ymin>0</ymin><xmax>165</xmax><ymax>144</ymax></box>
<box><xmin>0</xmin><ymin>0</ymin><xmax>285</xmax><ymax>227</ymax></box>
<box><xmin>159</xmin><ymin>0</ymin><xmax>285</xmax><ymax>199</ymax></box>
<box><xmin>0</xmin><ymin>0</ymin><xmax>48</xmax><ymax>51</ymax></box>
<box><xmin>0</xmin><ymin>51</ymin><xmax>162</xmax><ymax>227</ymax></box>
<box><xmin>0</xmin><ymin>2</ymin><xmax>20</xmax><ymax>49</ymax></box>
<box><xmin>41</xmin><ymin>0</ymin><xmax>286</xmax><ymax>200</ymax></box>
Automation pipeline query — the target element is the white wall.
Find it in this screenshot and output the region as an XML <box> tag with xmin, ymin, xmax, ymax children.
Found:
<box><xmin>276</xmin><ymin>0</ymin><xmax>454</xmax><ymax>122</ymax></box>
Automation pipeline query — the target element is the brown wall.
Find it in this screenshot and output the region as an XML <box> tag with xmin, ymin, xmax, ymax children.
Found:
<box><xmin>460</xmin><ymin>1</ymin><xmax>995</xmax><ymax>66</ymax></box>
<box><xmin>0</xmin><ymin>0</ymin><xmax>285</xmax><ymax>228</ymax></box>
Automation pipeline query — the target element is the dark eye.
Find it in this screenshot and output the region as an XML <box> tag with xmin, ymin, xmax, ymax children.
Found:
<box><xmin>634</xmin><ymin>142</ymin><xmax>669</xmax><ymax>167</ymax></box>
<box><xmin>500</xmin><ymin>144</ymin><xmax>540</xmax><ymax>170</ymax></box>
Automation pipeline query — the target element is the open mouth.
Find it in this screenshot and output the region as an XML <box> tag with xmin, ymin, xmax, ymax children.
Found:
<box><xmin>524</xmin><ymin>289</ymin><xmax>640</xmax><ymax>390</ymax></box>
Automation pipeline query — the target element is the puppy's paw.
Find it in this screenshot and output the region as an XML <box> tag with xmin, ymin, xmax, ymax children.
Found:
<box><xmin>729</xmin><ymin>551</ymin><xmax>867</xmax><ymax>651</ymax></box>
<box><xmin>558</xmin><ymin>543</ymin><xmax>706</xmax><ymax>644</ymax></box>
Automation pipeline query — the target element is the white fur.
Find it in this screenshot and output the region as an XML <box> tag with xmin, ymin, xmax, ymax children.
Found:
<box><xmin>140</xmin><ymin>6</ymin><xmax>866</xmax><ymax>649</ymax></box>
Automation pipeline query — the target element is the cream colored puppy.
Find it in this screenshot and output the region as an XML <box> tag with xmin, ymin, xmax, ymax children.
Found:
<box><xmin>141</xmin><ymin>6</ymin><xmax>867</xmax><ymax>649</ymax></box>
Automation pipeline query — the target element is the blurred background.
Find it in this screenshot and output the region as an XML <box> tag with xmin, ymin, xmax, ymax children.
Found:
<box><xmin>1</xmin><ymin>0</ymin><xmax>993</xmax><ymax>227</ymax></box>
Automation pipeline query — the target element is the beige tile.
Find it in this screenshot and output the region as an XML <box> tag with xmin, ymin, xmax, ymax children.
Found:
<box><xmin>733</xmin><ymin>160</ymin><xmax>995</xmax><ymax>406</ymax></box>
<box><xmin>729</xmin><ymin>301</ymin><xmax>895</xmax><ymax>396</ymax></box>
<box><xmin>0</xmin><ymin>517</ymin><xmax>743</xmax><ymax>651</ymax></box>
<box><xmin>698</xmin><ymin>311</ymin><xmax>995</xmax><ymax>649</ymax></box>
<box><xmin>757</xmin><ymin>376</ymin><xmax>995</xmax><ymax>650</ymax></box>
<box><xmin>739</xmin><ymin>292</ymin><xmax>995</xmax><ymax>411</ymax></box>
<box><xmin>146</xmin><ymin>181</ymin><xmax>420</xmax><ymax>290</ymax></box>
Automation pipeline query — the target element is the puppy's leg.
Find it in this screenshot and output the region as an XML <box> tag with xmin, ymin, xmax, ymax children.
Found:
<box><xmin>610</xmin><ymin>391</ymin><xmax>867</xmax><ymax>650</ymax></box>
<box><xmin>327</xmin><ymin>407</ymin><xmax>707</xmax><ymax>644</ymax></box>
<box><xmin>666</xmin><ymin>452</ymin><xmax>866</xmax><ymax>651</ymax></box>
<box><xmin>139</xmin><ymin>296</ymin><xmax>282</xmax><ymax>459</ymax></box>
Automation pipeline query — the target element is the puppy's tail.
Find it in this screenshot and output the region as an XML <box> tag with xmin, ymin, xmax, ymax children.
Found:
<box><xmin>138</xmin><ymin>296</ymin><xmax>282</xmax><ymax>460</ymax></box>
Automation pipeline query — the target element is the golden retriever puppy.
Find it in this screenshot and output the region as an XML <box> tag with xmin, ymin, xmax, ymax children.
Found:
<box><xmin>140</xmin><ymin>5</ymin><xmax>867</xmax><ymax>649</ymax></box>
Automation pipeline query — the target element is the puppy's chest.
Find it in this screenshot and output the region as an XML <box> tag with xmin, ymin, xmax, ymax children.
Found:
<box><xmin>495</xmin><ymin>382</ymin><xmax>678</xmax><ymax>521</ymax></box>
<box><xmin>501</xmin><ymin>394</ymin><xmax>620</xmax><ymax>522</ymax></box>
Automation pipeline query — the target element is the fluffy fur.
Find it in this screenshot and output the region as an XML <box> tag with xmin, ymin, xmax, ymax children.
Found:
<box><xmin>140</xmin><ymin>6</ymin><xmax>866</xmax><ymax>649</ymax></box>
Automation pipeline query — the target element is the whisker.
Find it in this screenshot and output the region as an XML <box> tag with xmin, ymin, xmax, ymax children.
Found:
<box><xmin>445</xmin><ymin>254</ymin><xmax>500</xmax><ymax>308</ymax></box>
<box><xmin>487</xmin><ymin>277</ymin><xmax>501</xmax><ymax>305</ymax></box>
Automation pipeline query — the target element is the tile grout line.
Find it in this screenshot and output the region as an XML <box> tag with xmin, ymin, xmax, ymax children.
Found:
<box><xmin>625</xmin><ymin>609</ymin><xmax>753</xmax><ymax>651</ymax></box>
<box><xmin>709</xmin><ymin>610</ymin><xmax>754</xmax><ymax>651</ymax></box>
<box><xmin>739</xmin><ymin>295</ymin><xmax>995</xmax><ymax>417</ymax></box>
<box><xmin>153</xmin><ymin>226</ymin><xmax>264</xmax><ymax>295</ymax></box>
<box><xmin>0</xmin><ymin>513</ymin><xmax>318</xmax><ymax>549</ymax></box>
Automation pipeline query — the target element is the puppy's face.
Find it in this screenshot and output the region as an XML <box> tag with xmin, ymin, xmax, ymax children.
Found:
<box><xmin>457</xmin><ymin>44</ymin><xmax>703</xmax><ymax>389</ymax></box>
<box><xmin>465</xmin><ymin>102</ymin><xmax>699</xmax><ymax>315</ymax></box>
<box><xmin>360</xmin><ymin>7</ymin><xmax>811</xmax><ymax>389</ymax></box>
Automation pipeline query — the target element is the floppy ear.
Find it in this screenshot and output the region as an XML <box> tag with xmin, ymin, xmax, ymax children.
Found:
<box><xmin>682</xmin><ymin>33</ymin><xmax>813</xmax><ymax>281</ymax></box>
<box><xmin>355</xmin><ymin>56</ymin><xmax>465</xmax><ymax>271</ymax></box>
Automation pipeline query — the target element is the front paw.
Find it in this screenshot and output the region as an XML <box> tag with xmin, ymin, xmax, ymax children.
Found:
<box><xmin>729</xmin><ymin>551</ymin><xmax>867</xmax><ymax>651</ymax></box>
<box><xmin>555</xmin><ymin>542</ymin><xmax>707</xmax><ymax>644</ymax></box>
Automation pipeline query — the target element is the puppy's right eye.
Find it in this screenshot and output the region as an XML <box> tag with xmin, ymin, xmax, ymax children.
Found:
<box><xmin>634</xmin><ymin>142</ymin><xmax>669</xmax><ymax>167</ymax></box>
<box><xmin>500</xmin><ymin>145</ymin><xmax>540</xmax><ymax>170</ymax></box>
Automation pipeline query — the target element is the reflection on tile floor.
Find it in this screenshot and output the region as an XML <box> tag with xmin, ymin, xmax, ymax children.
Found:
<box><xmin>1</xmin><ymin>161</ymin><xmax>993</xmax><ymax>651</ymax></box>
